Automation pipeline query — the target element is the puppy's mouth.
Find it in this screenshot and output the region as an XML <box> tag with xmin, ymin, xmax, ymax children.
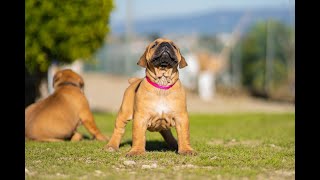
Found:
<box><xmin>151</xmin><ymin>43</ymin><xmax>178</xmax><ymax>68</ymax></box>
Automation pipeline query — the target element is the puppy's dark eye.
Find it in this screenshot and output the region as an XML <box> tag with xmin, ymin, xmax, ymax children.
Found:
<box><xmin>172</xmin><ymin>43</ymin><xmax>177</xmax><ymax>49</ymax></box>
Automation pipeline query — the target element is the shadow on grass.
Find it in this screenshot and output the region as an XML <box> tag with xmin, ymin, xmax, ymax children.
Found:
<box><xmin>82</xmin><ymin>134</ymin><xmax>92</xmax><ymax>140</ymax></box>
<box><xmin>65</xmin><ymin>134</ymin><xmax>94</xmax><ymax>141</ymax></box>
<box><xmin>120</xmin><ymin>140</ymin><xmax>177</xmax><ymax>152</ymax></box>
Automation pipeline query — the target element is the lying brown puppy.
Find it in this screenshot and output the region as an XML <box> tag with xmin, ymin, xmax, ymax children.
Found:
<box><xmin>25</xmin><ymin>69</ymin><xmax>107</xmax><ymax>142</ymax></box>
<box><xmin>105</xmin><ymin>38</ymin><xmax>197</xmax><ymax>156</ymax></box>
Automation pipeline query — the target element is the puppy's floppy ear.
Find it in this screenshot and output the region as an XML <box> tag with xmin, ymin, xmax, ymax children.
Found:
<box><xmin>78</xmin><ymin>77</ymin><xmax>84</xmax><ymax>89</ymax></box>
<box><xmin>179</xmin><ymin>55</ymin><xmax>188</xmax><ymax>69</ymax></box>
<box><xmin>137</xmin><ymin>47</ymin><xmax>148</xmax><ymax>68</ymax></box>
<box><xmin>52</xmin><ymin>71</ymin><xmax>62</xmax><ymax>88</ymax></box>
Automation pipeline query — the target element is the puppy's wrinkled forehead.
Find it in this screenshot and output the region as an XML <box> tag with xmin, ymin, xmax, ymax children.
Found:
<box><xmin>148</xmin><ymin>38</ymin><xmax>173</xmax><ymax>48</ymax></box>
<box><xmin>153</xmin><ymin>38</ymin><xmax>172</xmax><ymax>44</ymax></box>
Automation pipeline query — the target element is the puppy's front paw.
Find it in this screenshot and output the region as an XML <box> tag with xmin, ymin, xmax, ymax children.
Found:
<box><xmin>104</xmin><ymin>144</ymin><xmax>119</xmax><ymax>152</ymax></box>
<box><xmin>125</xmin><ymin>150</ymin><xmax>145</xmax><ymax>157</ymax></box>
<box><xmin>178</xmin><ymin>149</ymin><xmax>197</xmax><ymax>156</ymax></box>
<box><xmin>95</xmin><ymin>134</ymin><xmax>108</xmax><ymax>141</ymax></box>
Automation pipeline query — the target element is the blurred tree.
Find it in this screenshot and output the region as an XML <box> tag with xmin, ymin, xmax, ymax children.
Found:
<box><xmin>240</xmin><ymin>20</ymin><xmax>294</xmax><ymax>101</ymax></box>
<box><xmin>25</xmin><ymin>0</ymin><xmax>114</xmax><ymax>106</ymax></box>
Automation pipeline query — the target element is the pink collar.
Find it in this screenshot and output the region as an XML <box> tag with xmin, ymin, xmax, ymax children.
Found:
<box><xmin>146</xmin><ymin>76</ymin><xmax>175</xmax><ymax>90</ymax></box>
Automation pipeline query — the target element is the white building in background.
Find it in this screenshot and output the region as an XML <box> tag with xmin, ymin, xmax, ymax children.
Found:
<box><xmin>198</xmin><ymin>71</ymin><xmax>215</xmax><ymax>101</ymax></box>
<box><xmin>181</xmin><ymin>53</ymin><xmax>216</xmax><ymax>101</ymax></box>
<box><xmin>179</xmin><ymin>53</ymin><xmax>199</xmax><ymax>91</ymax></box>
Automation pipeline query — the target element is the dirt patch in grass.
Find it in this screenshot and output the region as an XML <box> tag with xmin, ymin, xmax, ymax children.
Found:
<box><xmin>257</xmin><ymin>170</ymin><xmax>295</xmax><ymax>180</ymax></box>
<box><xmin>207</xmin><ymin>139</ymin><xmax>261</xmax><ymax>147</ymax></box>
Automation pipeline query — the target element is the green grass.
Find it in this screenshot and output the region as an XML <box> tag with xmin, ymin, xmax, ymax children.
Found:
<box><xmin>25</xmin><ymin>113</ymin><xmax>295</xmax><ymax>180</ymax></box>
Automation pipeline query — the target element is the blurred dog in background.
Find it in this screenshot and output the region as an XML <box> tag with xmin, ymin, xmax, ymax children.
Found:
<box><xmin>25</xmin><ymin>69</ymin><xmax>107</xmax><ymax>142</ymax></box>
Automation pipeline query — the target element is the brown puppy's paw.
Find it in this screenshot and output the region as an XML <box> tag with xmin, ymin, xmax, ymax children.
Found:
<box><xmin>125</xmin><ymin>150</ymin><xmax>146</xmax><ymax>157</ymax></box>
<box><xmin>178</xmin><ymin>149</ymin><xmax>197</xmax><ymax>156</ymax></box>
<box><xmin>104</xmin><ymin>144</ymin><xmax>119</xmax><ymax>152</ymax></box>
<box><xmin>71</xmin><ymin>132</ymin><xmax>83</xmax><ymax>142</ymax></box>
<box><xmin>95</xmin><ymin>134</ymin><xmax>108</xmax><ymax>141</ymax></box>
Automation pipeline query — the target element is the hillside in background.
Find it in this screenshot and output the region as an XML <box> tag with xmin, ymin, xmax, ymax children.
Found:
<box><xmin>111</xmin><ymin>7</ymin><xmax>294</xmax><ymax>35</ymax></box>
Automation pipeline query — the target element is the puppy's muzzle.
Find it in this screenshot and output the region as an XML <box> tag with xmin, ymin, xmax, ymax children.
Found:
<box><xmin>151</xmin><ymin>42</ymin><xmax>178</xmax><ymax>68</ymax></box>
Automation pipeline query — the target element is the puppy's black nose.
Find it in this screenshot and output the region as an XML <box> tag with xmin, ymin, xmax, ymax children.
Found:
<box><xmin>159</xmin><ymin>42</ymin><xmax>171</xmax><ymax>48</ymax></box>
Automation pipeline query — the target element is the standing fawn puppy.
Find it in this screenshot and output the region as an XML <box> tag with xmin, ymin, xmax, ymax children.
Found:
<box><xmin>105</xmin><ymin>38</ymin><xmax>197</xmax><ymax>156</ymax></box>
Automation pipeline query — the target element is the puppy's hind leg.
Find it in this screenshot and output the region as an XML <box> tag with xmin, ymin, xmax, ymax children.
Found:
<box><xmin>160</xmin><ymin>129</ymin><xmax>178</xmax><ymax>151</ymax></box>
<box><xmin>79</xmin><ymin>108</ymin><xmax>107</xmax><ymax>142</ymax></box>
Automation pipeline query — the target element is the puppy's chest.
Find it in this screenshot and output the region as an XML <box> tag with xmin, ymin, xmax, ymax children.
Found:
<box><xmin>155</xmin><ymin>99</ymin><xmax>172</xmax><ymax>114</ymax></box>
<box><xmin>146</xmin><ymin>98</ymin><xmax>176</xmax><ymax>132</ymax></box>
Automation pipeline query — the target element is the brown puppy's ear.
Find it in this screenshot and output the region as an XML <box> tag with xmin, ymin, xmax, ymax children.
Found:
<box><xmin>137</xmin><ymin>48</ymin><xmax>148</xmax><ymax>68</ymax></box>
<box><xmin>79</xmin><ymin>77</ymin><xmax>84</xmax><ymax>89</ymax></box>
<box><xmin>179</xmin><ymin>55</ymin><xmax>188</xmax><ymax>69</ymax></box>
<box><xmin>52</xmin><ymin>71</ymin><xmax>62</xmax><ymax>88</ymax></box>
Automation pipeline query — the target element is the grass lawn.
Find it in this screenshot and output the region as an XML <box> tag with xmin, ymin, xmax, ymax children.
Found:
<box><xmin>25</xmin><ymin>112</ymin><xmax>295</xmax><ymax>180</ymax></box>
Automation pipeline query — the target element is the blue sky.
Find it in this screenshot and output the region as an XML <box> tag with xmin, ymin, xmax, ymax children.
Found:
<box><xmin>110</xmin><ymin>0</ymin><xmax>295</xmax><ymax>23</ymax></box>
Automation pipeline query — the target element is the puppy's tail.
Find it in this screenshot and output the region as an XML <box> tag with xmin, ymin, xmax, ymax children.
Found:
<box><xmin>128</xmin><ymin>77</ymin><xmax>142</xmax><ymax>84</ymax></box>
